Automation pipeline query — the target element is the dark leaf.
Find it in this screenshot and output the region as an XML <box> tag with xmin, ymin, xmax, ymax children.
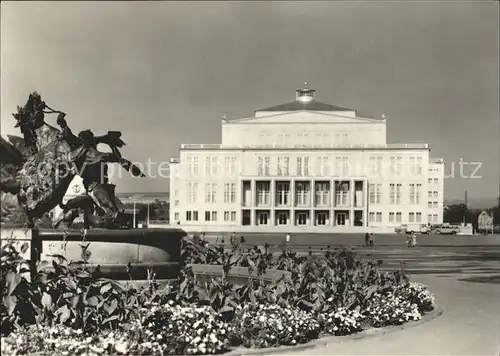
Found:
<box><xmin>20</xmin><ymin>242</ymin><xmax>29</xmax><ymax>254</ymax></box>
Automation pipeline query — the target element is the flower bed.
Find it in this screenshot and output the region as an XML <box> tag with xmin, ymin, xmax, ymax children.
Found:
<box><xmin>1</xmin><ymin>236</ymin><xmax>437</xmax><ymax>355</ymax></box>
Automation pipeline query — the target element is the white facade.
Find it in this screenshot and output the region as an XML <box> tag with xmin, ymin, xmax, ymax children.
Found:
<box><xmin>169</xmin><ymin>84</ymin><xmax>444</xmax><ymax>230</ymax></box>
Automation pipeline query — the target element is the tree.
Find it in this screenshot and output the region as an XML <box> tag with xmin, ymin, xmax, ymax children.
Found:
<box><xmin>443</xmin><ymin>204</ymin><xmax>468</xmax><ymax>224</ymax></box>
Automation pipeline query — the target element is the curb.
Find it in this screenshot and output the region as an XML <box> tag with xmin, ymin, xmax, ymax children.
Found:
<box><xmin>223</xmin><ymin>304</ymin><xmax>444</xmax><ymax>356</ymax></box>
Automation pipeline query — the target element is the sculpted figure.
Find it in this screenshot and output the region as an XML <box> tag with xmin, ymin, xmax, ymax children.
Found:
<box><xmin>0</xmin><ymin>92</ymin><xmax>146</xmax><ymax>228</ymax></box>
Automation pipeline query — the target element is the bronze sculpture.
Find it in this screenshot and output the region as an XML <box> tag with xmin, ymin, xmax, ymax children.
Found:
<box><xmin>0</xmin><ymin>92</ymin><xmax>146</xmax><ymax>229</ymax></box>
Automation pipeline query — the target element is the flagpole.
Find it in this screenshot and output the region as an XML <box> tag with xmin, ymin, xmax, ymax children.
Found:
<box><xmin>147</xmin><ymin>202</ymin><xmax>150</xmax><ymax>226</ymax></box>
<box><xmin>133</xmin><ymin>200</ymin><xmax>136</xmax><ymax>228</ymax></box>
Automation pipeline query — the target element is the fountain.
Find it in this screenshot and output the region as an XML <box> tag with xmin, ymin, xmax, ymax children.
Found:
<box><xmin>0</xmin><ymin>92</ymin><xmax>185</xmax><ymax>283</ymax></box>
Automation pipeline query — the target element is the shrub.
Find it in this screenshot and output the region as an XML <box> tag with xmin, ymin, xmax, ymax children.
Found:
<box><xmin>319</xmin><ymin>305</ymin><xmax>365</xmax><ymax>335</ymax></box>
<box><xmin>398</xmin><ymin>282</ymin><xmax>435</xmax><ymax>313</ymax></box>
<box><xmin>232</xmin><ymin>303</ymin><xmax>321</xmax><ymax>348</ymax></box>
<box><xmin>135</xmin><ymin>302</ymin><xmax>232</xmax><ymax>355</ymax></box>
<box><xmin>364</xmin><ymin>291</ymin><xmax>422</xmax><ymax>327</ymax></box>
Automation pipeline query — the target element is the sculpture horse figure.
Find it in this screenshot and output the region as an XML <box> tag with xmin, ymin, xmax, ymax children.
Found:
<box><xmin>1</xmin><ymin>92</ymin><xmax>145</xmax><ymax>228</ymax></box>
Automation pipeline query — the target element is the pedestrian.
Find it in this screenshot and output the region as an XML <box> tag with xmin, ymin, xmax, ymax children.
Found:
<box><xmin>364</xmin><ymin>232</ymin><xmax>370</xmax><ymax>247</ymax></box>
<box><xmin>406</xmin><ymin>233</ymin><xmax>411</xmax><ymax>248</ymax></box>
<box><xmin>240</xmin><ymin>235</ymin><xmax>246</xmax><ymax>244</ymax></box>
<box><xmin>286</xmin><ymin>233</ymin><xmax>291</xmax><ymax>245</ymax></box>
<box><xmin>369</xmin><ymin>233</ymin><xmax>375</xmax><ymax>247</ymax></box>
<box><xmin>411</xmin><ymin>232</ymin><xmax>417</xmax><ymax>247</ymax></box>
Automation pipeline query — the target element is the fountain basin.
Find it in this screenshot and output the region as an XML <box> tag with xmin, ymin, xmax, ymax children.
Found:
<box><xmin>1</xmin><ymin>227</ymin><xmax>186</xmax><ymax>282</ymax></box>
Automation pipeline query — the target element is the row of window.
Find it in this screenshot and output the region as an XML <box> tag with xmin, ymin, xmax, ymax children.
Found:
<box><xmin>428</xmin><ymin>201</ymin><xmax>440</xmax><ymax>209</ymax></box>
<box><xmin>257</xmin><ymin>156</ymin><xmax>425</xmax><ymax>177</ymax></box>
<box><xmin>185</xmin><ymin>156</ymin><xmax>238</xmax><ymax>176</ymax></box>
<box><xmin>184</xmin><ymin>155</ymin><xmax>429</xmax><ymax>177</ymax></box>
<box><xmin>369</xmin><ymin>212</ymin><xmax>440</xmax><ymax>223</ymax></box>
<box><xmin>185</xmin><ymin>182</ymin><xmax>236</xmax><ymax>204</ymax></box>
<box><xmin>183</xmin><ymin>210</ymin><xmax>237</xmax><ymax>222</ymax></box>
<box><xmin>185</xmin><ymin>181</ymin><xmax>442</xmax><ymax>206</ymax></box>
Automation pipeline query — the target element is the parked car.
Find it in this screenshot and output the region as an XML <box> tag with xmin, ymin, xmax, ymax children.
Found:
<box><xmin>395</xmin><ymin>224</ymin><xmax>430</xmax><ymax>234</ymax></box>
<box><xmin>431</xmin><ymin>224</ymin><xmax>460</xmax><ymax>235</ymax></box>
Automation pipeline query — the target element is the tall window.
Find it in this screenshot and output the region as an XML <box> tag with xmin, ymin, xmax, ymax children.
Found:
<box><xmin>264</xmin><ymin>157</ymin><xmax>270</xmax><ymax>176</ymax></box>
<box><xmin>186</xmin><ymin>182</ymin><xmax>198</xmax><ymax>203</ymax></box>
<box><xmin>390</xmin><ymin>184</ymin><xmax>396</xmax><ymax>204</ymax></box>
<box><xmin>410</xmin><ymin>157</ymin><xmax>423</xmax><ymax>176</ymax></box>
<box><xmin>297</xmin><ymin>157</ymin><xmax>309</xmax><ymax>176</ymax></box>
<box><xmin>335</xmin><ymin>182</ymin><xmax>349</xmax><ymax>205</ymax></box>
<box><xmin>186</xmin><ymin>211</ymin><xmax>198</xmax><ymax>221</ymax></box>
<box><xmin>204</xmin><ymin>183</ymin><xmax>217</xmax><ymax>204</ymax></box>
<box><xmin>376</xmin><ymin>212</ymin><xmax>382</xmax><ymax>222</ymax></box>
<box><xmin>396</xmin><ymin>212</ymin><xmax>402</xmax><ymax>222</ymax></box>
<box><xmin>396</xmin><ymin>184</ymin><xmax>402</xmax><ymax>204</ymax></box>
<box><xmin>224</xmin><ymin>183</ymin><xmax>230</xmax><ymax>203</ymax></box>
<box><xmin>276</xmin><ymin>182</ymin><xmax>290</xmax><ymax>205</ymax></box>
<box><xmin>416</xmin><ymin>157</ymin><xmax>423</xmax><ymax>174</ymax></box>
<box><xmin>205</xmin><ymin>156</ymin><xmax>218</xmax><ymax>176</ymax></box>
<box><xmin>416</xmin><ymin>184</ymin><xmax>422</xmax><ymax>204</ymax></box>
<box><xmin>335</xmin><ymin>157</ymin><xmax>349</xmax><ymax>175</ymax></box>
<box><xmin>204</xmin><ymin>211</ymin><xmax>217</xmax><ymax>222</ymax></box>
<box><xmin>257</xmin><ymin>157</ymin><xmax>270</xmax><ymax>176</ymax></box>
<box><xmin>369</xmin><ymin>212</ymin><xmax>375</xmax><ymax>222</ymax></box>
<box><xmin>416</xmin><ymin>212</ymin><xmax>422</xmax><ymax>222</ymax></box>
<box><xmin>390</xmin><ymin>157</ymin><xmax>402</xmax><ymax>175</ymax></box>
<box><xmin>409</xmin><ymin>212</ymin><xmax>415</xmax><ymax>222</ymax></box>
<box><xmin>369</xmin><ymin>184</ymin><xmax>382</xmax><ymax>204</ymax></box>
<box><xmin>192</xmin><ymin>157</ymin><xmax>199</xmax><ymax>175</ymax></box>
<box><xmin>277</xmin><ymin>157</ymin><xmax>290</xmax><ymax>176</ymax></box>
<box><xmin>231</xmin><ymin>211</ymin><xmax>236</xmax><ymax>221</ymax></box>
<box><xmin>315</xmin><ymin>156</ymin><xmax>329</xmax><ymax>176</ymax></box>
<box><xmin>369</xmin><ymin>184</ymin><xmax>375</xmax><ymax>204</ymax></box>
<box><xmin>389</xmin><ymin>212</ymin><xmax>395</xmax><ymax>223</ymax></box>
<box><xmin>256</xmin><ymin>182</ymin><xmax>270</xmax><ymax>205</ymax></box>
<box><xmin>295</xmin><ymin>182</ymin><xmax>310</xmax><ymax>205</ymax></box>
<box><xmin>230</xmin><ymin>183</ymin><xmax>236</xmax><ymax>203</ymax></box>
<box><xmin>428</xmin><ymin>213</ymin><xmax>432</xmax><ymax>222</ymax></box>
<box><xmin>369</xmin><ymin>157</ymin><xmax>377</xmax><ymax>175</ymax></box>
<box><xmin>315</xmin><ymin>182</ymin><xmax>330</xmax><ymax>206</ymax></box>
<box><xmin>223</xmin><ymin>183</ymin><xmax>235</xmax><ymax>203</ymax></box>
<box><xmin>224</xmin><ymin>157</ymin><xmax>237</xmax><ymax>176</ymax></box>
<box><xmin>409</xmin><ymin>184</ymin><xmax>416</xmax><ymax>204</ymax></box>
<box><xmin>342</xmin><ymin>157</ymin><xmax>349</xmax><ymax>176</ymax></box>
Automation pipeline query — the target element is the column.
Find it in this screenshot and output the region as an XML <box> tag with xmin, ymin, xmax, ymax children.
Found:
<box><xmin>250</xmin><ymin>180</ymin><xmax>256</xmax><ymax>226</ymax></box>
<box><xmin>331</xmin><ymin>180</ymin><xmax>336</xmax><ymax>226</ymax></box>
<box><xmin>270</xmin><ymin>179</ymin><xmax>275</xmax><ymax>226</ymax></box>
<box><xmin>364</xmin><ymin>180</ymin><xmax>369</xmax><ymax>227</ymax></box>
<box><xmin>350</xmin><ymin>180</ymin><xmax>355</xmax><ymax>226</ymax></box>
<box><xmin>290</xmin><ymin>180</ymin><xmax>295</xmax><ymax>226</ymax></box>
<box><xmin>310</xmin><ymin>180</ymin><xmax>315</xmax><ymax>226</ymax></box>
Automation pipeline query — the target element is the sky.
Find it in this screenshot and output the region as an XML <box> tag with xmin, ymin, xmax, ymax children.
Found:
<box><xmin>1</xmin><ymin>1</ymin><xmax>499</xmax><ymax>201</ymax></box>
